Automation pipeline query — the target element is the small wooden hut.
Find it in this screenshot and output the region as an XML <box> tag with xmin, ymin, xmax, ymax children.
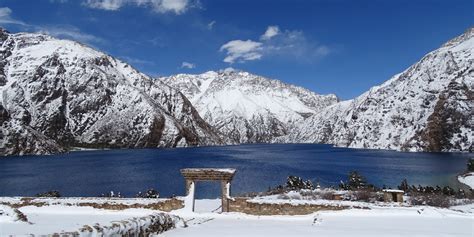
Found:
<box><xmin>382</xmin><ymin>189</ymin><xmax>404</xmax><ymax>202</ymax></box>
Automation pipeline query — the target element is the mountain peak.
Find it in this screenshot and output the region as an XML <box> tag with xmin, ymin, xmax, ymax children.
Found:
<box><xmin>162</xmin><ymin>70</ymin><xmax>339</xmax><ymax>143</ymax></box>
<box><xmin>288</xmin><ymin>27</ymin><xmax>473</xmax><ymax>152</ymax></box>
<box><xmin>442</xmin><ymin>26</ymin><xmax>474</xmax><ymax>48</ymax></box>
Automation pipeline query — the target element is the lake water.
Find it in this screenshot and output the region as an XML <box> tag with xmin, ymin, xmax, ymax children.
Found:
<box><xmin>0</xmin><ymin>144</ymin><xmax>471</xmax><ymax>198</ymax></box>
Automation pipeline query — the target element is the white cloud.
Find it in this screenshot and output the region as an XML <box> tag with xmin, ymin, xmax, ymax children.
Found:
<box><xmin>219</xmin><ymin>67</ymin><xmax>237</xmax><ymax>73</ymax></box>
<box><xmin>153</xmin><ymin>0</ymin><xmax>189</xmax><ymax>14</ymax></box>
<box><xmin>260</xmin><ymin>25</ymin><xmax>279</xmax><ymax>41</ymax></box>
<box><xmin>219</xmin><ymin>40</ymin><xmax>263</xmax><ymax>64</ymax></box>
<box><xmin>264</xmin><ymin>30</ymin><xmax>331</xmax><ymax>60</ymax></box>
<box><xmin>37</xmin><ymin>25</ymin><xmax>104</xmax><ymax>44</ymax></box>
<box><xmin>207</xmin><ymin>20</ymin><xmax>216</xmax><ymax>30</ymax></box>
<box><xmin>84</xmin><ymin>0</ymin><xmax>123</xmax><ymax>10</ymax></box>
<box><xmin>180</xmin><ymin>61</ymin><xmax>196</xmax><ymax>69</ymax></box>
<box><xmin>220</xmin><ymin>25</ymin><xmax>330</xmax><ymax>64</ymax></box>
<box><xmin>83</xmin><ymin>0</ymin><xmax>193</xmax><ymax>14</ymax></box>
<box><xmin>120</xmin><ymin>56</ymin><xmax>155</xmax><ymax>65</ymax></box>
<box><xmin>0</xmin><ymin>7</ymin><xmax>101</xmax><ymax>45</ymax></box>
<box><xmin>0</xmin><ymin>7</ymin><xmax>27</xmax><ymax>26</ymax></box>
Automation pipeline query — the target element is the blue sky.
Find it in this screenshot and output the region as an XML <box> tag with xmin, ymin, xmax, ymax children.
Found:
<box><xmin>0</xmin><ymin>0</ymin><xmax>472</xmax><ymax>99</ymax></box>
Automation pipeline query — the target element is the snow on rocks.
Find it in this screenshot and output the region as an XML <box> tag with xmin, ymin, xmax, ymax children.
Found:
<box><xmin>0</xmin><ymin>204</ymin><xmax>23</xmax><ymax>223</ymax></box>
<box><xmin>0</xmin><ymin>28</ymin><xmax>224</xmax><ymax>156</ymax></box>
<box><xmin>247</xmin><ymin>190</ymin><xmax>397</xmax><ymax>209</ymax></box>
<box><xmin>0</xmin><ymin>197</ymin><xmax>185</xmax><ymax>214</ymax></box>
<box><xmin>282</xmin><ymin>27</ymin><xmax>474</xmax><ymax>152</ymax></box>
<box><xmin>1</xmin><ymin>26</ymin><xmax>472</xmax><ymax>155</ymax></box>
<box><xmin>161</xmin><ymin>70</ymin><xmax>338</xmax><ymax>144</ymax></box>
<box><xmin>0</xmin><ymin>205</ymin><xmax>182</xmax><ymax>236</ymax></box>
<box><xmin>73</xmin><ymin>212</ymin><xmax>182</xmax><ymax>236</ymax></box>
<box><xmin>458</xmin><ymin>172</ymin><xmax>474</xmax><ymax>189</ymax></box>
<box><xmin>162</xmin><ymin>27</ymin><xmax>473</xmax><ymax>152</ymax></box>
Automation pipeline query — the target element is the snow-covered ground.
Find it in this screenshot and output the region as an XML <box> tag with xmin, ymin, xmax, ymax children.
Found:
<box><xmin>1</xmin><ymin>198</ymin><xmax>473</xmax><ymax>236</ymax></box>
<box><xmin>458</xmin><ymin>172</ymin><xmax>474</xmax><ymax>189</ymax></box>
<box><xmin>0</xmin><ymin>205</ymin><xmax>157</xmax><ymax>236</ymax></box>
<box><xmin>166</xmin><ymin>199</ymin><xmax>473</xmax><ymax>237</ymax></box>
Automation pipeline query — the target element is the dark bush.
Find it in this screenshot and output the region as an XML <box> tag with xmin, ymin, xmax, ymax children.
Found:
<box><xmin>398</xmin><ymin>179</ymin><xmax>469</xmax><ymax>199</ymax></box>
<box><xmin>135</xmin><ymin>188</ymin><xmax>160</xmax><ymax>198</ymax></box>
<box><xmin>286</xmin><ymin>176</ymin><xmax>314</xmax><ymax>190</ymax></box>
<box><xmin>340</xmin><ymin>171</ymin><xmax>369</xmax><ymax>190</ymax></box>
<box><xmin>348</xmin><ymin>171</ymin><xmax>367</xmax><ymax>189</ymax></box>
<box><xmin>35</xmin><ymin>190</ymin><xmax>61</xmax><ymax>198</ymax></box>
<box><xmin>468</xmin><ymin>159</ymin><xmax>474</xmax><ymax>172</ymax></box>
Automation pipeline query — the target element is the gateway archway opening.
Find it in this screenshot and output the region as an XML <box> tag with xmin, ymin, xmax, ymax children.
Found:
<box><xmin>180</xmin><ymin>168</ymin><xmax>236</xmax><ymax>212</ymax></box>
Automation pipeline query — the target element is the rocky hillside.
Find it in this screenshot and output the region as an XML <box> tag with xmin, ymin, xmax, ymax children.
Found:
<box><xmin>1</xmin><ymin>27</ymin><xmax>471</xmax><ymax>156</ymax></box>
<box><xmin>0</xmin><ymin>28</ymin><xmax>223</xmax><ymax>156</ymax></box>
<box><xmin>161</xmin><ymin>70</ymin><xmax>338</xmax><ymax>143</ymax></box>
<box><xmin>284</xmin><ymin>28</ymin><xmax>473</xmax><ymax>152</ymax></box>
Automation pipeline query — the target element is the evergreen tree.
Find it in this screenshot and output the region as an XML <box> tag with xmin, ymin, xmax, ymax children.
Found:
<box><xmin>468</xmin><ymin>158</ymin><xmax>474</xmax><ymax>172</ymax></box>
<box><xmin>348</xmin><ymin>171</ymin><xmax>367</xmax><ymax>190</ymax></box>
<box><xmin>286</xmin><ymin>176</ymin><xmax>314</xmax><ymax>190</ymax></box>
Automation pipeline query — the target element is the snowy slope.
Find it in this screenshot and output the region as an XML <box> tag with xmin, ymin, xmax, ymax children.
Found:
<box><xmin>458</xmin><ymin>172</ymin><xmax>474</xmax><ymax>189</ymax></box>
<box><xmin>285</xmin><ymin>27</ymin><xmax>473</xmax><ymax>152</ymax></box>
<box><xmin>161</xmin><ymin>69</ymin><xmax>338</xmax><ymax>143</ymax></box>
<box><xmin>0</xmin><ymin>28</ymin><xmax>223</xmax><ymax>156</ymax></box>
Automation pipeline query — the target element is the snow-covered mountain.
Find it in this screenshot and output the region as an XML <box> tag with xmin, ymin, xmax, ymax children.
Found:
<box><xmin>1</xmin><ymin>27</ymin><xmax>471</xmax><ymax>156</ymax></box>
<box><xmin>161</xmin><ymin>70</ymin><xmax>338</xmax><ymax>143</ymax></box>
<box><xmin>284</xmin><ymin>27</ymin><xmax>473</xmax><ymax>152</ymax></box>
<box><xmin>0</xmin><ymin>28</ymin><xmax>224</xmax><ymax>156</ymax></box>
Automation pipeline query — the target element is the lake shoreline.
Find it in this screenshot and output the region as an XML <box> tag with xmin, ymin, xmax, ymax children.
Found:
<box><xmin>0</xmin><ymin>144</ymin><xmax>470</xmax><ymax>198</ymax></box>
<box><xmin>3</xmin><ymin>142</ymin><xmax>473</xmax><ymax>158</ymax></box>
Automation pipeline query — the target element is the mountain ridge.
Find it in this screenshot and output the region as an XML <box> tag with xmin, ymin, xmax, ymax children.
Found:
<box><xmin>0</xmin><ymin>28</ymin><xmax>224</xmax><ymax>156</ymax></box>
<box><xmin>161</xmin><ymin>69</ymin><xmax>339</xmax><ymax>143</ymax></box>
<box><xmin>0</xmin><ymin>27</ymin><xmax>472</xmax><ymax>156</ymax></box>
<box><xmin>281</xmin><ymin>27</ymin><xmax>473</xmax><ymax>152</ymax></box>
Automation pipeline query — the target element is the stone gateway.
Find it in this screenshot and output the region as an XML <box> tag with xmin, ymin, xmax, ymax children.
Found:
<box><xmin>180</xmin><ymin>168</ymin><xmax>236</xmax><ymax>212</ymax></box>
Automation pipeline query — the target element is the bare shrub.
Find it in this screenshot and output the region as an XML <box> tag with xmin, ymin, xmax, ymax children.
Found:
<box><xmin>277</xmin><ymin>194</ymin><xmax>291</xmax><ymax>200</ymax></box>
<box><xmin>99</xmin><ymin>191</ymin><xmax>123</xmax><ymax>198</ymax></box>
<box><xmin>135</xmin><ymin>188</ymin><xmax>159</xmax><ymax>198</ymax></box>
<box><xmin>409</xmin><ymin>193</ymin><xmax>451</xmax><ymax>208</ymax></box>
<box><xmin>321</xmin><ymin>191</ymin><xmax>335</xmax><ymax>200</ymax></box>
<box><xmin>36</xmin><ymin>190</ymin><xmax>61</xmax><ymax>198</ymax></box>
<box><xmin>299</xmin><ymin>189</ymin><xmax>314</xmax><ymax>196</ymax></box>
<box><xmin>374</xmin><ymin>192</ymin><xmax>385</xmax><ymax>202</ymax></box>
<box><xmin>354</xmin><ymin>190</ymin><xmax>372</xmax><ymax>201</ymax></box>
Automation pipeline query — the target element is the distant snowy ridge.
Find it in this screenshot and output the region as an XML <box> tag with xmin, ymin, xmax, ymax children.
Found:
<box><xmin>0</xmin><ymin>28</ymin><xmax>224</xmax><ymax>156</ymax></box>
<box><xmin>283</xmin><ymin>27</ymin><xmax>473</xmax><ymax>152</ymax></box>
<box><xmin>161</xmin><ymin>70</ymin><xmax>338</xmax><ymax>143</ymax></box>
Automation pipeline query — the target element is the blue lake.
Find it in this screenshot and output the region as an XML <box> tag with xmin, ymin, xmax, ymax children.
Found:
<box><xmin>0</xmin><ymin>144</ymin><xmax>471</xmax><ymax>198</ymax></box>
